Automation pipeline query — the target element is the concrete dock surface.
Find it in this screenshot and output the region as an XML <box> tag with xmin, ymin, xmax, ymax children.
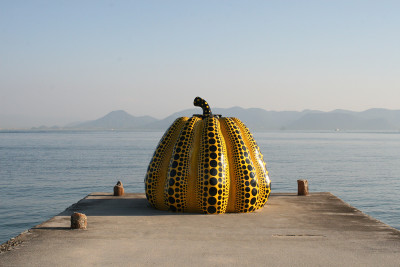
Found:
<box><xmin>1</xmin><ymin>192</ymin><xmax>399</xmax><ymax>266</ymax></box>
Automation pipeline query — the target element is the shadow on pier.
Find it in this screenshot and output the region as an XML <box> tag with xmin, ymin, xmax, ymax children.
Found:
<box><xmin>56</xmin><ymin>193</ymin><xmax>203</xmax><ymax>217</ymax></box>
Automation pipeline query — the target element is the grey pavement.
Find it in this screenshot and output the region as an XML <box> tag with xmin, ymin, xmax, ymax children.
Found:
<box><xmin>1</xmin><ymin>192</ymin><xmax>399</xmax><ymax>266</ymax></box>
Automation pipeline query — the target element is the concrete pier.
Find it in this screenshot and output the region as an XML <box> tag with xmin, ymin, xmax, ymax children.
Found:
<box><xmin>1</xmin><ymin>192</ymin><xmax>399</xmax><ymax>266</ymax></box>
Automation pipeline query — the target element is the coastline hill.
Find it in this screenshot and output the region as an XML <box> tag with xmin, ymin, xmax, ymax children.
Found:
<box><xmin>66</xmin><ymin>108</ymin><xmax>400</xmax><ymax>131</ymax></box>
<box><xmin>71</xmin><ymin>110</ymin><xmax>157</xmax><ymax>130</ymax></box>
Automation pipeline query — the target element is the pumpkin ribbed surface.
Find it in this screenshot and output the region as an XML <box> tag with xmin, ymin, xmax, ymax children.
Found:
<box><xmin>144</xmin><ymin>97</ymin><xmax>271</xmax><ymax>214</ymax></box>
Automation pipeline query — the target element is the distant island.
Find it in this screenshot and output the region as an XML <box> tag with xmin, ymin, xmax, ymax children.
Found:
<box><xmin>21</xmin><ymin>107</ymin><xmax>400</xmax><ymax>131</ymax></box>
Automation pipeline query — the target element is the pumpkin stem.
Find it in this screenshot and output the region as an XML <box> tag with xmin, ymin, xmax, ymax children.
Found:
<box><xmin>194</xmin><ymin>97</ymin><xmax>212</xmax><ymax>117</ymax></box>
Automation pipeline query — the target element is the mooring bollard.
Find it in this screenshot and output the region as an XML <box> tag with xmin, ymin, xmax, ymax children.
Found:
<box><xmin>297</xmin><ymin>179</ymin><xmax>309</xmax><ymax>196</ymax></box>
<box><xmin>71</xmin><ymin>212</ymin><xmax>87</xmax><ymax>229</ymax></box>
<box><xmin>114</xmin><ymin>181</ymin><xmax>124</xmax><ymax>196</ymax></box>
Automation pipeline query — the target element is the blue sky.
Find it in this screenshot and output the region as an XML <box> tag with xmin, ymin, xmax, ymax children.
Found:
<box><xmin>1</xmin><ymin>1</ymin><xmax>399</xmax><ymax>127</ymax></box>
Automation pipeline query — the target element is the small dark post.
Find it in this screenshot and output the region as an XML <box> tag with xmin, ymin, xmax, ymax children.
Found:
<box><xmin>297</xmin><ymin>179</ymin><xmax>309</xmax><ymax>196</ymax></box>
<box><xmin>71</xmin><ymin>212</ymin><xmax>87</xmax><ymax>229</ymax></box>
<box><xmin>114</xmin><ymin>181</ymin><xmax>124</xmax><ymax>196</ymax></box>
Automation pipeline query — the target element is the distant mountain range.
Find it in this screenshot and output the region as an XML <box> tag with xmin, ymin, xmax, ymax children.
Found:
<box><xmin>68</xmin><ymin>110</ymin><xmax>157</xmax><ymax>129</ymax></box>
<box><xmin>61</xmin><ymin>107</ymin><xmax>400</xmax><ymax>131</ymax></box>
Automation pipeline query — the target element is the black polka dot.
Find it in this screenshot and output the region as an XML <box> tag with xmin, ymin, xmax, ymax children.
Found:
<box><xmin>210</xmin><ymin>178</ymin><xmax>218</xmax><ymax>185</ymax></box>
<box><xmin>209</xmin><ymin>187</ymin><xmax>217</xmax><ymax>196</ymax></box>
<box><xmin>252</xmin><ymin>188</ymin><xmax>258</xmax><ymax>196</ymax></box>
<box><xmin>207</xmin><ymin>206</ymin><xmax>217</xmax><ymax>214</ymax></box>
<box><xmin>208</xmin><ymin>197</ymin><xmax>217</xmax><ymax>205</ymax></box>
<box><xmin>209</xmin><ymin>145</ymin><xmax>217</xmax><ymax>152</ymax></box>
<box><xmin>210</xmin><ymin>160</ymin><xmax>218</xmax><ymax>167</ymax></box>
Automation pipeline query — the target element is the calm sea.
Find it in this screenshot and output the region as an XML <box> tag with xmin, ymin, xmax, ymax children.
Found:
<box><xmin>1</xmin><ymin>130</ymin><xmax>399</xmax><ymax>244</ymax></box>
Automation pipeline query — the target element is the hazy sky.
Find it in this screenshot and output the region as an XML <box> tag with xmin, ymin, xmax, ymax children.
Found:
<box><xmin>1</xmin><ymin>1</ymin><xmax>399</xmax><ymax>126</ymax></box>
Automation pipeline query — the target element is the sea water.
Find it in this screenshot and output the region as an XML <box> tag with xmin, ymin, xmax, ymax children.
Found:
<box><xmin>1</xmin><ymin>130</ymin><xmax>399</xmax><ymax>244</ymax></box>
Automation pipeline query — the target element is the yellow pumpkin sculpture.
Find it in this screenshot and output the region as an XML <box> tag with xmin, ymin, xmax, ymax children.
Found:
<box><xmin>145</xmin><ymin>97</ymin><xmax>271</xmax><ymax>214</ymax></box>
